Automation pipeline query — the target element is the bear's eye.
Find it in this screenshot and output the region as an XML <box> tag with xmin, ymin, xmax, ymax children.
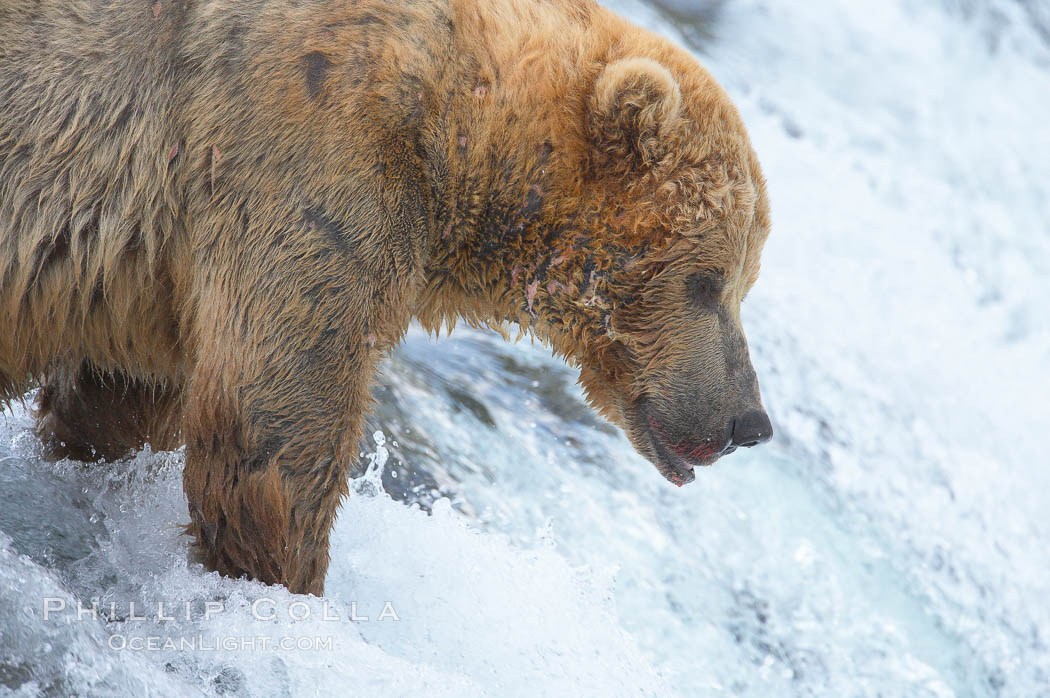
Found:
<box><xmin>685</xmin><ymin>271</ymin><xmax>724</xmax><ymax>310</ymax></box>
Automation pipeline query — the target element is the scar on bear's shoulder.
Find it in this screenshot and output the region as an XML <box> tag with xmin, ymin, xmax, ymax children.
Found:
<box><xmin>522</xmin><ymin>184</ymin><xmax>544</xmax><ymax>219</ymax></box>
<box><xmin>303</xmin><ymin>52</ymin><xmax>331</xmax><ymax>100</ymax></box>
<box><xmin>302</xmin><ymin>206</ymin><xmax>354</xmax><ymax>256</ymax></box>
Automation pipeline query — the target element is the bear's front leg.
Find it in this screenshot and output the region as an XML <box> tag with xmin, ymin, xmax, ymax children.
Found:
<box><xmin>182</xmin><ymin>305</ymin><xmax>387</xmax><ymax>595</ymax></box>
<box><xmin>181</xmin><ymin>219</ymin><xmax>415</xmax><ymax>595</ymax></box>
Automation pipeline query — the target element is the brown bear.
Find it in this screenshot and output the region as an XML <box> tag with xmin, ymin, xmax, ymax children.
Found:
<box><xmin>0</xmin><ymin>0</ymin><xmax>771</xmax><ymax>595</ymax></box>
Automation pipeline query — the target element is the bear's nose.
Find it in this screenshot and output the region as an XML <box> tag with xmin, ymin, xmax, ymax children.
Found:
<box><xmin>730</xmin><ymin>410</ymin><xmax>773</xmax><ymax>448</ymax></box>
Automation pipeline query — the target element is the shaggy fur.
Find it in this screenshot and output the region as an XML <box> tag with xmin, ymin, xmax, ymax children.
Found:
<box><xmin>0</xmin><ymin>0</ymin><xmax>771</xmax><ymax>594</ymax></box>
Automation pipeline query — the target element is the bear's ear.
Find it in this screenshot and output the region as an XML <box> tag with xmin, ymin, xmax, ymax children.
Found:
<box><xmin>589</xmin><ymin>57</ymin><xmax>682</xmax><ymax>173</ymax></box>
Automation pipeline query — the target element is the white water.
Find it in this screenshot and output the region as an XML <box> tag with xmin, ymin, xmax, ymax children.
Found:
<box><xmin>2</xmin><ymin>1</ymin><xmax>1049</xmax><ymax>695</ymax></box>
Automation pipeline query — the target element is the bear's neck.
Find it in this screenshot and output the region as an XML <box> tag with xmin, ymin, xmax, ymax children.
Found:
<box><xmin>415</xmin><ymin>0</ymin><xmax>617</xmax><ymax>360</ymax></box>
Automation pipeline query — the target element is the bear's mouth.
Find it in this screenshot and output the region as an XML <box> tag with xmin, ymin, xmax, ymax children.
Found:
<box><xmin>631</xmin><ymin>398</ymin><xmax>725</xmax><ymax>487</ymax></box>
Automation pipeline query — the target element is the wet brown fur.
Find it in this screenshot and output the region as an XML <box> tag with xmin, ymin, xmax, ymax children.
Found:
<box><xmin>0</xmin><ymin>0</ymin><xmax>770</xmax><ymax>594</ymax></box>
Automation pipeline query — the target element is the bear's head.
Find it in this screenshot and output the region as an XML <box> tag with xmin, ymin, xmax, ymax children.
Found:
<box><xmin>418</xmin><ymin>31</ymin><xmax>772</xmax><ymax>486</ymax></box>
<box><xmin>564</xmin><ymin>55</ymin><xmax>772</xmax><ymax>486</ymax></box>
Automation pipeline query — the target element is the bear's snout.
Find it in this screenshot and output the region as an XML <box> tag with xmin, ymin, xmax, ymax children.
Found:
<box><xmin>676</xmin><ymin>409</ymin><xmax>773</xmax><ymax>460</ymax></box>
<box><xmin>627</xmin><ymin>392</ymin><xmax>773</xmax><ymax>487</ymax></box>
<box><xmin>728</xmin><ymin>410</ymin><xmax>772</xmax><ymax>450</ymax></box>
